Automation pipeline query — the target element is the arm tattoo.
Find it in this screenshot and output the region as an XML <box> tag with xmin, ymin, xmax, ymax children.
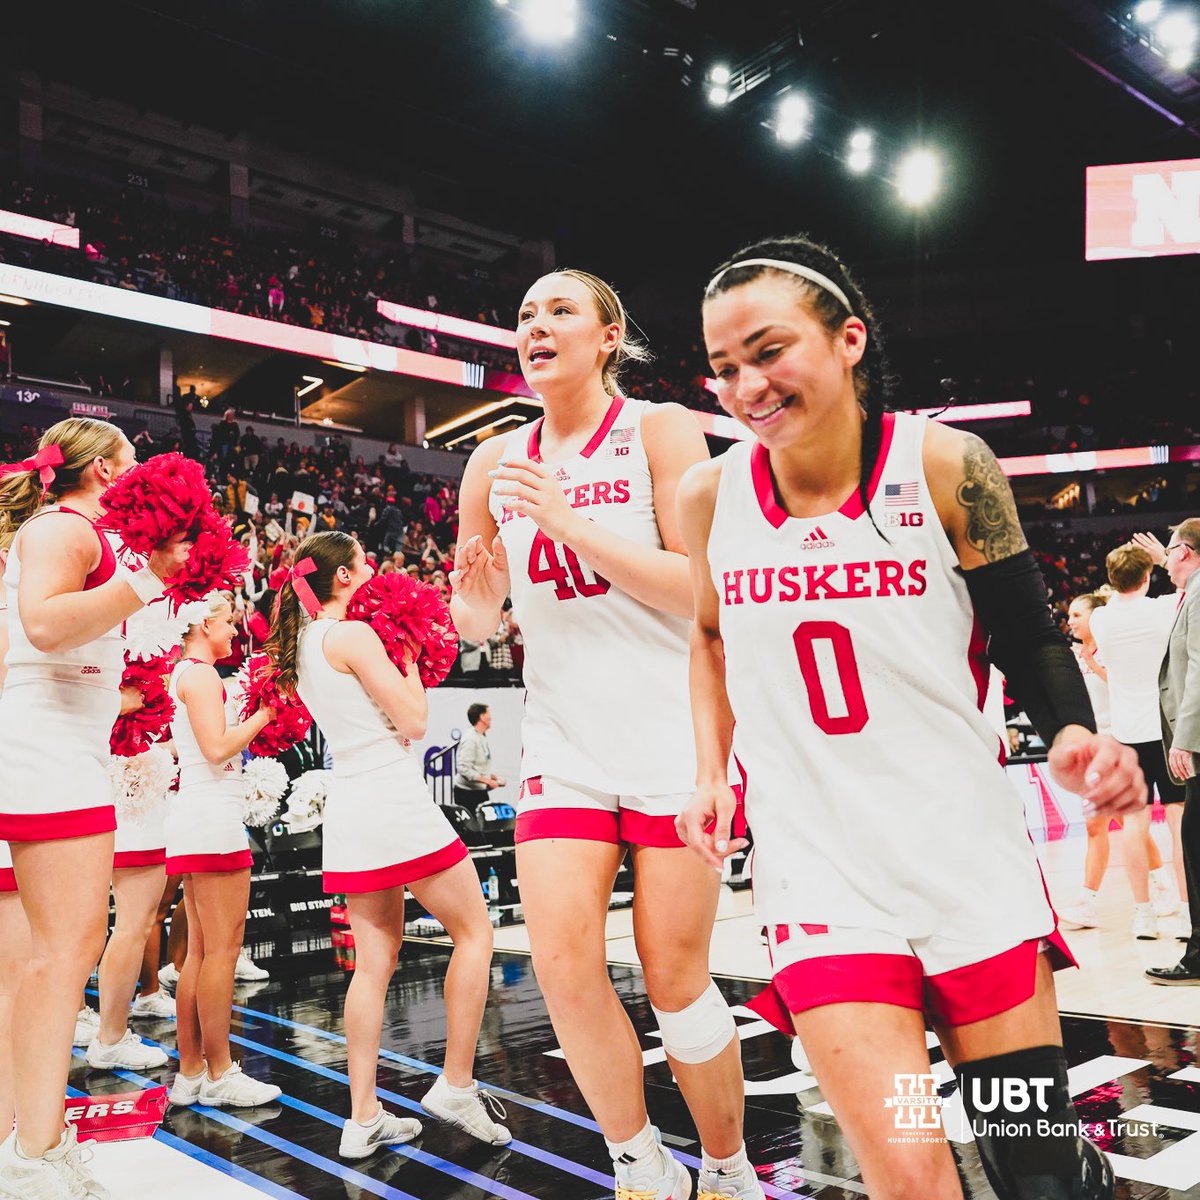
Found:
<box><xmin>955</xmin><ymin>434</ymin><xmax>1028</xmax><ymax>562</ymax></box>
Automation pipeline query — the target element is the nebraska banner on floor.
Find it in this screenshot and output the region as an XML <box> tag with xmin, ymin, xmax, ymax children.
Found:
<box><xmin>1086</xmin><ymin>157</ymin><xmax>1200</xmax><ymax>260</ymax></box>
<box><xmin>65</xmin><ymin>1087</ymin><xmax>168</xmax><ymax>1142</ymax></box>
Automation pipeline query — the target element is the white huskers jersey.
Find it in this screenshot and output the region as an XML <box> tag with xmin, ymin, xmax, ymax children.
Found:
<box><xmin>709</xmin><ymin>412</ymin><xmax>1057</xmax><ymax>943</ymax></box>
<box><xmin>490</xmin><ymin>396</ymin><xmax>697</xmax><ymax>795</ymax></box>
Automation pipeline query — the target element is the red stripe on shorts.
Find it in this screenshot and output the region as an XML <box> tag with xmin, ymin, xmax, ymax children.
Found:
<box><xmin>619</xmin><ymin>809</ymin><xmax>684</xmax><ymax>848</ymax></box>
<box><xmin>514</xmin><ymin>808</ymin><xmax>619</xmax><ymax>845</ymax></box>
<box><xmin>0</xmin><ymin>869</ymin><xmax>16</xmax><ymax>893</ymax></box>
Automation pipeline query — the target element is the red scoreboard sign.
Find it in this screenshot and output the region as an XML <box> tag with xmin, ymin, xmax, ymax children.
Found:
<box><xmin>1086</xmin><ymin>157</ymin><xmax>1200</xmax><ymax>260</ymax></box>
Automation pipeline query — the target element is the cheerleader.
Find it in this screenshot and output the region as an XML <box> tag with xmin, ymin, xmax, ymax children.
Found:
<box><xmin>267</xmin><ymin>531</ymin><xmax>508</xmax><ymax>1160</ymax></box>
<box><xmin>164</xmin><ymin>594</ymin><xmax>281</xmax><ymax>1109</ymax></box>
<box><xmin>0</xmin><ymin>418</ymin><xmax>190</xmax><ymax>1200</ymax></box>
<box><xmin>86</xmin><ymin>692</ymin><xmax>175</xmax><ymax>1072</ymax></box>
<box><xmin>0</xmin><ymin>543</ymin><xmax>30</xmax><ymax>1144</ymax></box>
<box><xmin>454</xmin><ymin>269</ymin><xmax>756</xmax><ymax>1200</ymax></box>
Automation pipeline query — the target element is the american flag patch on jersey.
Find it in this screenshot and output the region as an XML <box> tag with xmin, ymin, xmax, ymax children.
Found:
<box><xmin>884</xmin><ymin>482</ymin><xmax>920</xmax><ymax>506</ymax></box>
<box><xmin>608</xmin><ymin>426</ymin><xmax>634</xmax><ymax>444</ymax></box>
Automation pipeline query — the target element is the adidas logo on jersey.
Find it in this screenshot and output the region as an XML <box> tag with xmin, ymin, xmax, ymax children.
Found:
<box><xmin>80</xmin><ymin>665</ymin><xmax>102</xmax><ymax>675</ymax></box>
<box><xmin>554</xmin><ymin>467</ymin><xmax>570</xmax><ymax>481</ymax></box>
<box><xmin>801</xmin><ymin>526</ymin><xmax>835</xmax><ymax>550</ymax></box>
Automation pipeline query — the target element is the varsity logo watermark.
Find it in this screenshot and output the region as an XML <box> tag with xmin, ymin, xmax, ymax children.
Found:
<box><xmin>885</xmin><ymin>1074</ymin><xmax>945</xmax><ymax>1141</ymax></box>
<box><xmin>887</xmin><ymin>1073</ymin><xmax>1164</xmax><ymax>1145</ymax></box>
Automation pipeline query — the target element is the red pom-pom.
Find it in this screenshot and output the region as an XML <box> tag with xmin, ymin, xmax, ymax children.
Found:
<box><xmin>110</xmin><ymin>652</ymin><xmax>175</xmax><ymax>757</ymax></box>
<box><xmin>164</xmin><ymin>507</ymin><xmax>250</xmax><ymax>608</ymax></box>
<box><xmin>239</xmin><ymin>653</ymin><xmax>313</xmax><ymax>757</ymax></box>
<box><xmin>345</xmin><ymin>573</ymin><xmax>458</xmax><ymax>689</ymax></box>
<box><xmin>98</xmin><ymin>454</ymin><xmax>210</xmax><ymax>555</ymax></box>
<box><xmin>98</xmin><ymin>453</ymin><xmax>249</xmax><ymax>611</ymax></box>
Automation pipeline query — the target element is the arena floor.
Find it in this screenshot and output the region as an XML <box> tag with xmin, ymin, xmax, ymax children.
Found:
<box><xmin>71</xmin><ymin>826</ymin><xmax>1200</xmax><ymax>1198</ymax></box>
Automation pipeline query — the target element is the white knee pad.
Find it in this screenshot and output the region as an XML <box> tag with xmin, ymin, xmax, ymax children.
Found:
<box><xmin>651</xmin><ymin>980</ymin><xmax>736</xmax><ymax>1065</ymax></box>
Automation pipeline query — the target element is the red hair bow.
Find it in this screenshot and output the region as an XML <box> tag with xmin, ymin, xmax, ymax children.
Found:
<box><xmin>284</xmin><ymin>557</ymin><xmax>321</xmax><ymax>618</ymax></box>
<box><xmin>0</xmin><ymin>444</ymin><xmax>64</xmax><ymax>491</ymax></box>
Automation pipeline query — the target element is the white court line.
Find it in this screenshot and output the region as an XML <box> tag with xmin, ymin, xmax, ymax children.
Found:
<box><xmin>87</xmin><ymin>1134</ymin><xmax>270</xmax><ymax>1200</ymax></box>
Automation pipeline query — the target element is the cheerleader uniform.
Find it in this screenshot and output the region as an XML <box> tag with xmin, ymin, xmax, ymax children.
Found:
<box><xmin>112</xmin><ymin>781</ymin><xmax>168</xmax><ymax>869</ymax></box>
<box><xmin>0</xmin><ymin>507</ymin><xmax>122</xmax><ymax>843</ymax></box>
<box><xmin>296</xmin><ymin>617</ymin><xmax>467</xmax><ymax>893</ymax></box>
<box><xmin>0</xmin><ymin>842</ymin><xmax>14</xmax><ymax>893</ymax></box>
<box><xmin>0</xmin><ymin>602</ymin><xmax>13</xmax><ymax>892</ymax></box>
<box><xmin>163</xmin><ymin>660</ymin><xmax>252</xmax><ymax>873</ymax></box>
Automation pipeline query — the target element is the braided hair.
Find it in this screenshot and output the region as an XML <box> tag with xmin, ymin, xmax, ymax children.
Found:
<box><xmin>703</xmin><ymin>235</ymin><xmax>895</xmax><ymax>539</ymax></box>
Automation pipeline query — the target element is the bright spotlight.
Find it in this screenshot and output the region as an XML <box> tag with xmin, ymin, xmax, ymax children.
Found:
<box><xmin>896</xmin><ymin>148</ymin><xmax>941</xmax><ymax>207</ymax></box>
<box><xmin>849</xmin><ymin>130</ymin><xmax>873</xmax><ymax>151</ymax></box>
<box><xmin>1156</xmin><ymin>9</ymin><xmax>1198</xmax><ymax>49</ymax></box>
<box><xmin>847</xmin><ymin>146</ymin><xmax>873</xmax><ymax>174</ymax></box>
<box><xmin>520</xmin><ymin>0</ymin><xmax>576</xmax><ymax>43</ymax></box>
<box><xmin>775</xmin><ymin>93</ymin><xmax>811</xmax><ymax>145</ymax></box>
<box><xmin>710</xmin><ymin>64</ymin><xmax>731</xmax><ymax>85</ymax></box>
<box><xmin>708</xmin><ymin>85</ymin><xmax>730</xmax><ymax>106</ymax></box>
<box><xmin>1167</xmin><ymin>43</ymin><xmax>1195</xmax><ymax>68</ymax></box>
<box><xmin>1134</xmin><ymin>0</ymin><xmax>1163</xmax><ymax>22</ymax></box>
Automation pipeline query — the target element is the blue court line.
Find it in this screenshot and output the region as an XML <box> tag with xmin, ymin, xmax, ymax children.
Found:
<box><xmin>126</xmin><ymin>1035</ymin><xmax>553</xmax><ymax>1200</ymax></box>
<box><xmin>233</xmin><ymin>1000</ymin><xmax>603</xmax><ymax>1132</ymax></box>
<box><xmin>66</xmin><ymin>1085</ymin><xmax>312</xmax><ymax>1200</ymax></box>
<box><xmin>230</xmin><ymin>1000</ymin><xmax>810</xmax><ymax>1200</ymax></box>
<box><xmin>222</xmin><ymin>1030</ymin><xmax>614</xmax><ymax>1191</ymax></box>
<box><xmin>84</xmin><ymin>988</ymin><xmax>598</xmax><ymax>1193</ymax></box>
<box><xmin>70</xmin><ymin>1058</ymin><xmax>427</xmax><ymax>1200</ymax></box>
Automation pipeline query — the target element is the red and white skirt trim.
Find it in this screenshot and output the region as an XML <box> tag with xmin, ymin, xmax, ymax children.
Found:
<box><xmin>513</xmin><ymin>775</ymin><xmax>694</xmax><ymax>848</ymax></box>
<box><xmin>322</xmin><ymin>759</ymin><xmax>468</xmax><ymax>894</ymax></box>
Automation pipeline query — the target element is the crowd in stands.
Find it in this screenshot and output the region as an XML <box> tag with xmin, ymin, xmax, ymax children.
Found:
<box><xmin>0</xmin><ymin>407</ymin><xmax>522</xmax><ymax>684</ymax></box>
<box><xmin>5</xmin><ymin>176</ymin><xmax>1200</xmax><ymax>455</ymax></box>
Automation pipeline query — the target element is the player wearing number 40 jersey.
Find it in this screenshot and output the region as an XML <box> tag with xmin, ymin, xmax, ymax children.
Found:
<box><xmin>452</xmin><ymin>269</ymin><xmax>763</xmax><ymax>1200</ymax></box>
<box><xmin>675</xmin><ymin>236</ymin><xmax>1148</xmax><ymax>1200</ymax></box>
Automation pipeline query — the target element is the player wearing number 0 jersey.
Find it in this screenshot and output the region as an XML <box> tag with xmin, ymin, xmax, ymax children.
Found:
<box><xmin>489</xmin><ymin>393</ymin><xmax>697</xmax><ymax>810</ymax></box>
<box><xmin>677</xmin><ymin>238</ymin><xmax>1143</xmax><ymax>1200</ymax></box>
<box><xmin>710</xmin><ymin>409</ymin><xmax>1064</xmax><ymax>943</ymax></box>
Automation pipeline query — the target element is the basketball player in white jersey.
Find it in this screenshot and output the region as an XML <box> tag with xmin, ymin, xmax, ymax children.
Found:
<box><xmin>453</xmin><ymin>270</ymin><xmax>761</xmax><ymax>1200</ymax></box>
<box><xmin>675</xmin><ymin>238</ymin><xmax>1145</xmax><ymax>1200</ymax></box>
<box><xmin>165</xmin><ymin>593</ymin><xmax>281</xmax><ymax>1110</ymax></box>
<box><xmin>0</xmin><ymin>419</ymin><xmax>190</xmax><ymax>1200</ymax></box>
<box><xmin>1062</xmin><ymin>592</ymin><xmax>1175</xmax><ymax>933</ymax></box>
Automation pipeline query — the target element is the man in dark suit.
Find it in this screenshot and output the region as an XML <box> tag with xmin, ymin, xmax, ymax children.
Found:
<box><xmin>1147</xmin><ymin>518</ymin><xmax>1200</xmax><ymax>984</ymax></box>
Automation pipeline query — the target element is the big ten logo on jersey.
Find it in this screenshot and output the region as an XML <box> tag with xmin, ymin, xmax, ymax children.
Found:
<box><xmin>883</xmin><ymin>510</ymin><xmax>924</xmax><ymax>528</ymax></box>
<box><xmin>607</xmin><ymin>425</ymin><xmax>634</xmax><ymax>456</ymax></box>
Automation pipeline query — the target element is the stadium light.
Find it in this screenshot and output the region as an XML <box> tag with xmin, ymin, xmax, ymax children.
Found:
<box><xmin>709</xmin><ymin>64</ymin><xmax>731</xmax><ymax>86</ymax></box>
<box><xmin>775</xmin><ymin>94</ymin><xmax>811</xmax><ymax>145</ymax></box>
<box><xmin>847</xmin><ymin>130</ymin><xmax>873</xmax><ymax>173</ymax></box>
<box><xmin>1134</xmin><ymin>0</ymin><xmax>1163</xmax><ymax>21</ymax></box>
<box><xmin>520</xmin><ymin>0</ymin><xmax>576</xmax><ymax>43</ymax></box>
<box><xmin>1156</xmin><ymin>9</ymin><xmax>1198</xmax><ymax>68</ymax></box>
<box><xmin>896</xmin><ymin>147</ymin><xmax>941</xmax><ymax>206</ymax></box>
<box><xmin>708</xmin><ymin>85</ymin><xmax>730</xmax><ymax>106</ymax></box>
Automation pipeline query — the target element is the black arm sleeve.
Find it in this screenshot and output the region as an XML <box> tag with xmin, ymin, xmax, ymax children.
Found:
<box><xmin>962</xmin><ymin>549</ymin><xmax>1096</xmax><ymax>746</ymax></box>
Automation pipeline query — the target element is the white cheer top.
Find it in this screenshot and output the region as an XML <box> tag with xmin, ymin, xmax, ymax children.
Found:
<box><xmin>297</xmin><ymin>617</ymin><xmax>414</xmax><ymax>777</ymax></box>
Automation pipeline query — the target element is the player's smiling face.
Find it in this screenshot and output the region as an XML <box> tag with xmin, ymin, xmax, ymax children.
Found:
<box><xmin>703</xmin><ymin>274</ymin><xmax>865</xmax><ymax>449</ymax></box>
<box><xmin>516</xmin><ymin>273</ymin><xmax>619</xmax><ymax>395</ymax></box>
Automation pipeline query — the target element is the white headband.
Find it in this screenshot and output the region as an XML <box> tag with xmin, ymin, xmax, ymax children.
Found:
<box><xmin>705</xmin><ymin>257</ymin><xmax>855</xmax><ymax>315</ymax></box>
